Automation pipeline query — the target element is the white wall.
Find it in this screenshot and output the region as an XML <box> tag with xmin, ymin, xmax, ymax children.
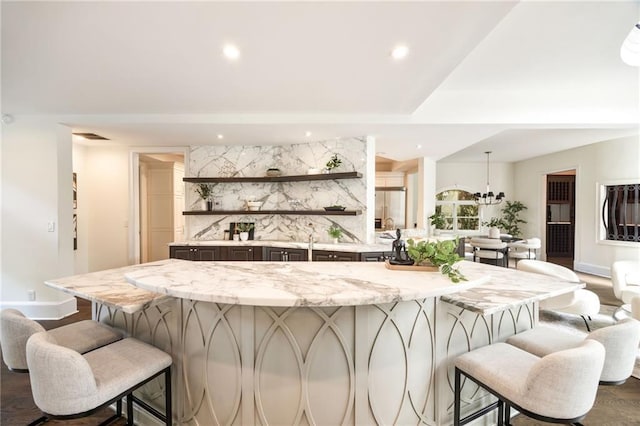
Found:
<box><xmin>1</xmin><ymin>119</ymin><xmax>76</xmax><ymax>318</ymax></box>
<box><xmin>514</xmin><ymin>136</ymin><xmax>640</xmax><ymax>276</ymax></box>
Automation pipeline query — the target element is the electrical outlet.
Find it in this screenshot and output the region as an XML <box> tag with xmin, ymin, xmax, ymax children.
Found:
<box><xmin>47</xmin><ymin>221</ymin><xmax>55</xmax><ymax>232</ymax></box>
<box><xmin>27</xmin><ymin>290</ymin><xmax>36</xmax><ymax>301</ymax></box>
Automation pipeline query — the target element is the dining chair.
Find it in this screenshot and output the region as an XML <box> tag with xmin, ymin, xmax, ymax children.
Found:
<box><xmin>469</xmin><ymin>237</ymin><xmax>508</xmax><ymax>267</ymax></box>
<box><xmin>507</xmin><ymin>237</ymin><xmax>541</xmax><ymax>266</ymax></box>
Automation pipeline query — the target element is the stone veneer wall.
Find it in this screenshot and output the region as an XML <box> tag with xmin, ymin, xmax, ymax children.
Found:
<box><xmin>186</xmin><ymin>137</ymin><xmax>368</xmax><ymax>243</ymax></box>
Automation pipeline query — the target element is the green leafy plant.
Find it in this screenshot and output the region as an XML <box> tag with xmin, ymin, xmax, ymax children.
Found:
<box><xmin>482</xmin><ymin>217</ymin><xmax>503</xmax><ymax>228</ymax></box>
<box><xmin>235</xmin><ymin>222</ymin><xmax>254</xmax><ymax>233</ymax></box>
<box><xmin>195</xmin><ymin>183</ymin><xmax>213</xmax><ymax>200</ymax></box>
<box><xmin>499</xmin><ymin>201</ymin><xmax>528</xmax><ymax>237</ymax></box>
<box><xmin>328</xmin><ymin>224</ymin><xmax>343</xmax><ymax>239</ymax></box>
<box><xmin>429</xmin><ymin>212</ymin><xmax>448</xmax><ymax>230</ymax></box>
<box><xmin>406</xmin><ymin>239</ymin><xmax>467</xmax><ymax>283</ymax></box>
<box><xmin>325</xmin><ymin>154</ymin><xmax>342</xmax><ymax>170</ymax></box>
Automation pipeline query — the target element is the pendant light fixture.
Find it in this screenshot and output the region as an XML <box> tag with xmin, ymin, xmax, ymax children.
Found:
<box><xmin>474</xmin><ymin>151</ymin><xmax>505</xmax><ymax>205</ymax></box>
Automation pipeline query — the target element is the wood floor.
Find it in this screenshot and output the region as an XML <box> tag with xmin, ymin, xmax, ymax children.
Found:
<box><xmin>2</xmin><ymin>298</ymin><xmax>639</xmax><ymax>425</ymax></box>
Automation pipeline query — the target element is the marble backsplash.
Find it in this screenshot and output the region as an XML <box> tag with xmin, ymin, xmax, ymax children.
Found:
<box><xmin>186</xmin><ymin>138</ymin><xmax>369</xmax><ymax>243</ymax></box>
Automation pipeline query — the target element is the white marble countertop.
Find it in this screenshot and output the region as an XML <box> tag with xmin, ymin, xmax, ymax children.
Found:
<box><xmin>169</xmin><ymin>240</ymin><xmax>394</xmax><ymax>253</ymax></box>
<box><xmin>45</xmin><ymin>259</ymin><xmax>583</xmax><ymax>314</ymax></box>
<box><xmin>45</xmin><ymin>261</ymin><xmax>172</xmax><ymax>314</ymax></box>
<box><xmin>124</xmin><ymin>259</ymin><xmax>489</xmax><ymax>307</ymax></box>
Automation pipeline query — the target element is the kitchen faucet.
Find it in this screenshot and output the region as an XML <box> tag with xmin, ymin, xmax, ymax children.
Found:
<box><xmin>307</xmin><ymin>223</ymin><xmax>315</xmax><ymax>261</ymax></box>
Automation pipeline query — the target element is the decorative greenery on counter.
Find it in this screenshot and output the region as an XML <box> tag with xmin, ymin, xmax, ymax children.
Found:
<box><xmin>406</xmin><ymin>238</ymin><xmax>467</xmax><ymax>283</ymax></box>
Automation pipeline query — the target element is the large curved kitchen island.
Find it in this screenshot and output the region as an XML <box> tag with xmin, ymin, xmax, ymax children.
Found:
<box><xmin>45</xmin><ymin>259</ymin><xmax>583</xmax><ymax>426</ymax></box>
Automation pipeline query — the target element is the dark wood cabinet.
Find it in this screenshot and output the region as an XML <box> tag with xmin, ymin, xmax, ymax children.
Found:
<box><xmin>170</xmin><ymin>246</ymin><xmax>222</xmax><ymax>261</ymax></box>
<box><xmin>360</xmin><ymin>251</ymin><xmax>390</xmax><ymax>262</ymax></box>
<box><xmin>226</xmin><ymin>246</ymin><xmax>262</xmax><ymax>261</ymax></box>
<box><xmin>171</xmin><ymin>245</ymin><xmax>383</xmax><ymax>263</ymax></box>
<box><xmin>263</xmin><ymin>247</ymin><xmax>308</xmax><ymax>262</ymax></box>
<box><xmin>312</xmin><ymin>250</ymin><xmax>360</xmax><ymax>262</ymax></box>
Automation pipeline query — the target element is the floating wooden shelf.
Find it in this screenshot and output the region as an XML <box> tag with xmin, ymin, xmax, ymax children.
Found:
<box><xmin>183</xmin><ymin>210</ymin><xmax>362</xmax><ymax>216</ymax></box>
<box><xmin>183</xmin><ymin>171</ymin><xmax>362</xmax><ymax>183</ymax></box>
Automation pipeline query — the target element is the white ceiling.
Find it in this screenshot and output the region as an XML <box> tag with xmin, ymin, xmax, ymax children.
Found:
<box><xmin>2</xmin><ymin>1</ymin><xmax>639</xmax><ymax>163</ymax></box>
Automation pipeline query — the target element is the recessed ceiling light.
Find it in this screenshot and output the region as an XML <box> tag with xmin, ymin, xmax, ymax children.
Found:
<box><xmin>217</xmin><ymin>134</ymin><xmax>224</xmax><ymax>139</ymax></box>
<box><xmin>223</xmin><ymin>44</ymin><xmax>240</xmax><ymax>60</ymax></box>
<box><xmin>305</xmin><ymin>131</ymin><xmax>312</xmax><ymax>137</ymax></box>
<box><xmin>416</xmin><ymin>144</ymin><xmax>422</xmax><ymax>149</ymax></box>
<box><xmin>391</xmin><ymin>45</ymin><xmax>409</xmax><ymax>60</ymax></box>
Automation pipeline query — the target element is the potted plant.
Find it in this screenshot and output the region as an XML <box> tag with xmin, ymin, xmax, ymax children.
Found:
<box><xmin>406</xmin><ymin>238</ymin><xmax>467</xmax><ymax>282</ymax></box>
<box><xmin>482</xmin><ymin>217</ymin><xmax>503</xmax><ymax>239</ymax></box>
<box><xmin>324</xmin><ymin>154</ymin><xmax>342</xmax><ymax>173</ymax></box>
<box><xmin>428</xmin><ymin>212</ymin><xmax>448</xmax><ymax>235</ymax></box>
<box><xmin>234</xmin><ymin>222</ymin><xmax>254</xmax><ymax>241</ymax></box>
<box><xmin>195</xmin><ymin>183</ymin><xmax>214</xmax><ymax>211</ymax></box>
<box><xmin>327</xmin><ymin>224</ymin><xmax>343</xmax><ymax>244</ymax></box>
<box><xmin>499</xmin><ymin>201</ymin><xmax>527</xmax><ymax>238</ymax></box>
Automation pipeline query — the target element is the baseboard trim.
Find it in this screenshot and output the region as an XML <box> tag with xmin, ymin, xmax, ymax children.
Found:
<box><xmin>574</xmin><ymin>262</ymin><xmax>610</xmax><ymax>278</ymax></box>
<box><xmin>0</xmin><ymin>297</ymin><xmax>78</xmax><ymax>320</ymax></box>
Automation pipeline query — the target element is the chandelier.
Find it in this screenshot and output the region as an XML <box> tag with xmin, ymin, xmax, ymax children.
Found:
<box><xmin>474</xmin><ymin>151</ymin><xmax>505</xmax><ymax>205</ymax></box>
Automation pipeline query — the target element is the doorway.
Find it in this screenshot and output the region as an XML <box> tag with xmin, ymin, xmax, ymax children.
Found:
<box><xmin>545</xmin><ymin>171</ymin><xmax>576</xmax><ymax>269</ymax></box>
<box><xmin>129</xmin><ymin>148</ymin><xmax>188</xmax><ymax>265</ymax></box>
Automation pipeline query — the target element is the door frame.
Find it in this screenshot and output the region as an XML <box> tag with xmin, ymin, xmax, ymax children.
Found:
<box><xmin>541</xmin><ymin>166</ymin><xmax>579</xmax><ymax>266</ymax></box>
<box><xmin>128</xmin><ymin>146</ymin><xmax>189</xmax><ymax>265</ymax></box>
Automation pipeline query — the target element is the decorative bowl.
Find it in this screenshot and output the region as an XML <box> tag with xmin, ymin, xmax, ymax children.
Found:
<box><xmin>266</xmin><ymin>168</ymin><xmax>282</xmax><ymax>177</ymax></box>
<box><xmin>247</xmin><ymin>201</ymin><xmax>263</xmax><ymax>211</ymax></box>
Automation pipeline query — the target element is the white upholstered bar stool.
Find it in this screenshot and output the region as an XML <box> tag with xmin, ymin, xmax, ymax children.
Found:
<box><xmin>0</xmin><ymin>308</ymin><xmax>123</xmax><ymax>372</ymax></box>
<box><xmin>516</xmin><ymin>260</ymin><xmax>600</xmax><ymax>331</ymax></box>
<box><xmin>506</xmin><ymin>318</ymin><xmax>640</xmax><ymax>385</ymax></box>
<box><xmin>27</xmin><ymin>331</ymin><xmax>173</xmax><ymax>425</ymax></box>
<box><xmin>1</xmin><ymin>308</ymin><xmax>124</xmax><ymax>425</ymax></box>
<box><xmin>454</xmin><ymin>340</ymin><xmax>605</xmax><ymax>426</ymax></box>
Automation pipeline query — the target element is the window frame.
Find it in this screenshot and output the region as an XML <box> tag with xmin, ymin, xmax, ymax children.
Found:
<box><xmin>435</xmin><ymin>189</ymin><xmax>480</xmax><ymax>233</ymax></box>
<box><xmin>597</xmin><ymin>180</ymin><xmax>640</xmax><ymax>246</ymax></box>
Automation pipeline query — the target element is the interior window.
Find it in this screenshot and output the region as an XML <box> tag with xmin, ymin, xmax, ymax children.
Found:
<box><xmin>436</xmin><ymin>190</ymin><xmax>479</xmax><ymax>231</ymax></box>
<box><xmin>603</xmin><ymin>184</ymin><xmax>640</xmax><ymax>243</ymax></box>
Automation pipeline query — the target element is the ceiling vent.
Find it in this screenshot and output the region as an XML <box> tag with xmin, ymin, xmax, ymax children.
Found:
<box><xmin>73</xmin><ymin>132</ymin><xmax>110</xmax><ymax>140</ymax></box>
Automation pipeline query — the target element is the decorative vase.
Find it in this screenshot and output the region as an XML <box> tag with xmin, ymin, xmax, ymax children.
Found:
<box><xmin>332</xmin><ymin>237</ymin><xmax>339</xmax><ymax>244</ymax></box>
<box><xmin>489</xmin><ymin>227</ymin><xmax>501</xmax><ymax>239</ymax></box>
<box><xmin>201</xmin><ymin>199</ymin><xmax>208</xmax><ymax>211</ymax></box>
<box><xmin>239</xmin><ymin>232</ymin><xmax>249</xmax><ymax>241</ymax></box>
<box><xmin>206</xmin><ymin>200</ymin><xmax>213</xmax><ymax>211</ymax></box>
